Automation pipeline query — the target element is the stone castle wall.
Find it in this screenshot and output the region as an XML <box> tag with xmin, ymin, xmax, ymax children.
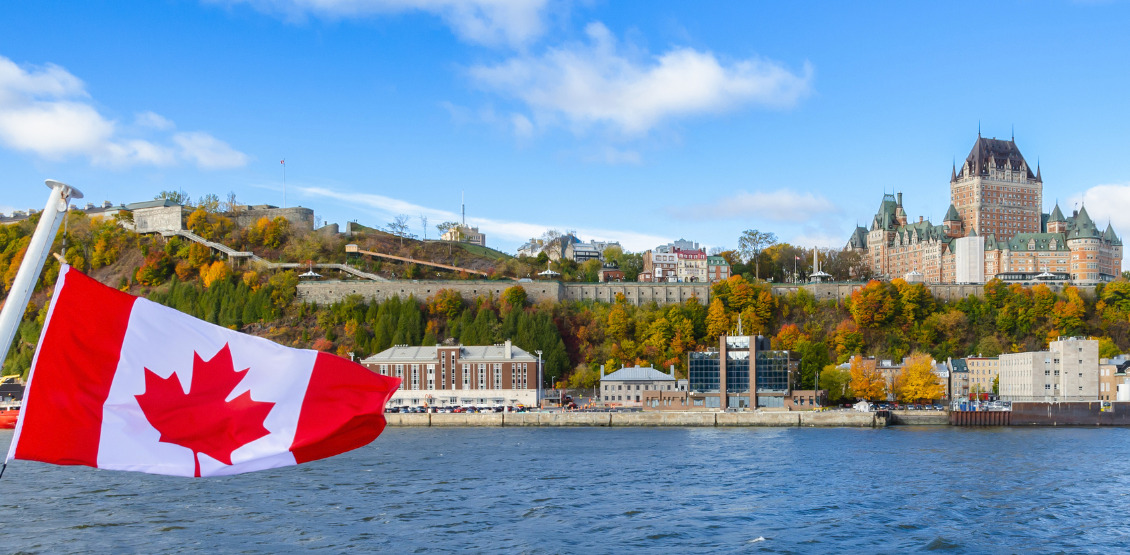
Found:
<box><xmin>132</xmin><ymin>206</ymin><xmax>185</xmax><ymax>233</ymax></box>
<box><xmin>232</xmin><ymin>206</ymin><xmax>315</xmax><ymax>231</ymax></box>
<box><xmin>297</xmin><ymin>280</ymin><xmax>709</xmax><ymax>306</ymax></box>
<box><xmin>300</xmin><ymin>279</ymin><xmax>1097</xmax><ymax>306</ymax></box>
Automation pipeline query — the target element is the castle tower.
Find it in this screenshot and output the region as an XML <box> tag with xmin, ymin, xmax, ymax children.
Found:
<box><xmin>1066</xmin><ymin>206</ymin><xmax>1101</xmax><ymax>282</ymax></box>
<box><xmin>950</xmin><ymin>135</ymin><xmax>1042</xmax><ymax>242</ymax></box>
<box><xmin>1047</xmin><ymin>204</ymin><xmax>1067</xmax><ymax>234</ymax></box>
<box><xmin>943</xmin><ymin>204</ymin><xmax>963</xmax><ymax>238</ymax></box>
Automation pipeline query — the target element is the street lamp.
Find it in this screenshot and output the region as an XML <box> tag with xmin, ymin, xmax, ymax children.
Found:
<box><xmin>535</xmin><ymin>349</ymin><xmax>543</xmax><ymax>410</ymax></box>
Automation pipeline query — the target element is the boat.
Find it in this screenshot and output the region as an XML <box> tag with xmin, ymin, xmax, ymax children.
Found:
<box><xmin>0</xmin><ymin>376</ymin><xmax>24</xmax><ymax>429</ymax></box>
<box><xmin>0</xmin><ymin>402</ymin><xmax>18</xmax><ymax>429</ymax></box>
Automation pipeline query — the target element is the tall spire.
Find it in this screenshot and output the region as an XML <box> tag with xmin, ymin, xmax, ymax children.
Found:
<box><xmin>1036</xmin><ymin>158</ymin><xmax>1041</xmax><ymax>182</ymax></box>
<box><xmin>951</xmin><ymin>158</ymin><xmax>957</xmax><ymax>182</ymax></box>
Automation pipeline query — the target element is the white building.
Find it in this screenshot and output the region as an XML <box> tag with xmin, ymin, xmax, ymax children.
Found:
<box><xmin>441</xmin><ymin>224</ymin><xmax>486</xmax><ymax>247</ymax></box>
<box><xmin>954</xmin><ymin>235</ymin><xmax>986</xmax><ymax>284</ymax></box>
<box><xmin>999</xmin><ymin>337</ymin><xmax>1099</xmax><ymax>402</ymax></box>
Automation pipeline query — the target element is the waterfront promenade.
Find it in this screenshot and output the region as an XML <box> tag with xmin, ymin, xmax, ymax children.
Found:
<box><xmin>385</xmin><ymin>410</ymin><xmax>891</xmax><ymax>427</ymax></box>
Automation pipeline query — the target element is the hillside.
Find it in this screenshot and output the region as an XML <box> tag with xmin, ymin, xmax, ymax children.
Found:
<box><xmin>4</xmin><ymin>208</ymin><xmax>1130</xmax><ymax>404</ymax></box>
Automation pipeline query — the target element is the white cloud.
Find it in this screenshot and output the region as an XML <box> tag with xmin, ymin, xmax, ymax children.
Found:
<box><xmin>135</xmin><ymin>111</ymin><xmax>175</xmax><ymax>130</ymax></box>
<box><xmin>583</xmin><ymin>146</ymin><xmax>640</xmax><ymax>165</ymax></box>
<box><xmin>675</xmin><ymin>189</ymin><xmax>837</xmax><ymax>222</ymax></box>
<box><xmin>0</xmin><ymin>55</ymin><xmax>247</xmax><ymax>170</ymax></box>
<box><xmin>209</xmin><ymin>0</ymin><xmax>549</xmax><ymax>47</ymax></box>
<box><xmin>468</xmin><ymin>22</ymin><xmax>813</xmax><ymax>136</ymax></box>
<box><xmin>298</xmin><ymin>185</ymin><xmax>670</xmax><ymax>251</ymax></box>
<box><xmin>510</xmin><ymin>113</ymin><xmax>534</xmax><ymax>138</ymax></box>
<box><xmin>1071</xmin><ymin>183</ymin><xmax>1130</xmax><ymax>239</ymax></box>
<box><xmin>173</xmin><ymin>132</ymin><xmax>250</xmax><ymax>169</ymax></box>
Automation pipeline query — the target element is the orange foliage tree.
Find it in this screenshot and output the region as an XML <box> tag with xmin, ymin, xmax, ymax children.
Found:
<box><xmin>848</xmin><ymin>356</ymin><xmax>886</xmax><ymax>401</ymax></box>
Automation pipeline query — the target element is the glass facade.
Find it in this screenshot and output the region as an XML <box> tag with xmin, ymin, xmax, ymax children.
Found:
<box><xmin>756</xmin><ymin>351</ymin><xmax>789</xmax><ymax>392</ymax></box>
<box><xmin>689</xmin><ymin>351</ymin><xmax>720</xmax><ymax>393</ymax></box>
<box><xmin>726</xmin><ymin>351</ymin><xmax>750</xmax><ymax>393</ymax></box>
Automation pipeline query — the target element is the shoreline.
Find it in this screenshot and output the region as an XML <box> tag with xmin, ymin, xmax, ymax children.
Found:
<box><xmin>384</xmin><ymin>410</ymin><xmax>896</xmax><ymax>428</ymax></box>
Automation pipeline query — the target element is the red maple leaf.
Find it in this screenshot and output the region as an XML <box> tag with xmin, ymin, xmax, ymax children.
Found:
<box><xmin>135</xmin><ymin>343</ymin><xmax>275</xmax><ymax>477</ymax></box>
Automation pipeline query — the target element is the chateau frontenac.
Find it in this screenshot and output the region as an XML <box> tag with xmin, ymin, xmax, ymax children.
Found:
<box><xmin>846</xmin><ymin>134</ymin><xmax>1122</xmax><ymax>284</ymax></box>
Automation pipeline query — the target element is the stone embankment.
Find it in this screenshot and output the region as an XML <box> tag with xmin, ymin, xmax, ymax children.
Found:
<box><xmin>887</xmin><ymin>410</ymin><xmax>949</xmax><ymax>425</ymax></box>
<box><xmin>385</xmin><ymin>411</ymin><xmax>885</xmax><ymax>428</ymax></box>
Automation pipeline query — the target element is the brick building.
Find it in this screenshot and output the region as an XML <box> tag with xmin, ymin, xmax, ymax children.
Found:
<box><xmin>361</xmin><ymin>340</ymin><xmax>537</xmax><ymax>408</ymax></box>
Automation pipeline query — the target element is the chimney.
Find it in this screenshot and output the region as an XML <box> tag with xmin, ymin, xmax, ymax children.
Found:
<box><xmin>897</xmin><ymin>192</ymin><xmax>903</xmax><ymax>207</ymax></box>
<box><xmin>504</xmin><ymin>339</ymin><xmax>512</xmax><ymax>359</ymax></box>
<box><xmin>103</xmin><ymin>200</ymin><xmax>112</xmax><ymax>208</ymax></box>
<box><xmin>600</xmin><ymin>365</ymin><xmax>605</xmax><ymax>378</ymax></box>
<box><xmin>919</xmin><ymin>216</ymin><xmax>923</xmax><ymax>223</ymax></box>
<box><xmin>669</xmin><ymin>365</ymin><xmax>675</xmax><ymax>379</ymax></box>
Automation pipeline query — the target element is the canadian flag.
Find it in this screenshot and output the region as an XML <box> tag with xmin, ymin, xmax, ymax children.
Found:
<box><xmin>5</xmin><ymin>266</ymin><xmax>400</xmax><ymax>477</ymax></box>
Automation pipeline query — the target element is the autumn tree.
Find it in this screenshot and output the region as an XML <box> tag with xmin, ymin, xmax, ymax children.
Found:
<box><xmin>894</xmin><ymin>352</ymin><xmax>944</xmax><ymax>403</ymax></box>
<box><xmin>705</xmin><ymin>297</ymin><xmax>729</xmax><ymax>340</ymax></box>
<box><xmin>848</xmin><ymin>356</ymin><xmax>886</xmax><ymax>401</ymax></box>
<box><xmin>202</xmin><ymin>260</ymin><xmax>232</xmax><ymax>288</ymax></box>
<box><xmin>819</xmin><ymin>364</ymin><xmax>852</xmax><ymax>403</ymax></box>
<box><xmin>738</xmin><ymin>229</ymin><xmax>777</xmax><ymax>281</ymax></box>
<box><xmin>502</xmin><ymin>285</ymin><xmax>528</xmax><ymax>310</ymax></box>
<box><xmin>850</xmin><ymin>280</ymin><xmax>898</xmax><ymax>328</ymax></box>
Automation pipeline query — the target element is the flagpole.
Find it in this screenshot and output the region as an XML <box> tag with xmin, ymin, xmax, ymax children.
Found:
<box><xmin>0</xmin><ymin>180</ymin><xmax>82</xmax><ymax>374</ymax></box>
<box><xmin>281</xmin><ymin>159</ymin><xmax>286</xmax><ymax>209</ymax></box>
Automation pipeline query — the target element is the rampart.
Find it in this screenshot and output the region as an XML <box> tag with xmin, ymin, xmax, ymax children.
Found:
<box><xmin>300</xmin><ymin>279</ymin><xmax>1097</xmax><ymax>306</ymax></box>
<box><xmin>297</xmin><ymin>280</ymin><xmax>709</xmax><ymax>306</ymax></box>
<box><xmin>231</xmin><ymin>206</ymin><xmax>315</xmax><ymax>231</ymax></box>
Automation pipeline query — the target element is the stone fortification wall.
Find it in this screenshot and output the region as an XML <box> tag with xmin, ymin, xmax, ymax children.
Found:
<box><xmin>232</xmin><ymin>206</ymin><xmax>315</xmax><ymax>231</ymax></box>
<box><xmin>132</xmin><ymin>206</ymin><xmax>185</xmax><ymax>234</ymax></box>
<box><xmin>563</xmin><ymin>282</ymin><xmax>710</xmax><ymax>306</ymax></box>
<box><xmin>299</xmin><ymin>278</ymin><xmax>1097</xmax><ymax>306</ymax></box>
<box><xmin>297</xmin><ymin>280</ymin><xmax>709</xmax><ymax>306</ymax></box>
<box><xmin>298</xmin><ymin>280</ymin><xmax>563</xmax><ymax>305</ymax></box>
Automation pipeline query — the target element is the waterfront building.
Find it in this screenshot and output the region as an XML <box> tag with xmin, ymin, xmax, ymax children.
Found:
<box><xmin>1098</xmin><ymin>356</ymin><xmax>1130</xmax><ymax>401</ymax></box>
<box><xmin>361</xmin><ymin>340</ymin><xmax>537</xmax><ymax>408</ymax></box>
<box><xmin>998</xmin><ymin>337</ymin><xmax>1099</xmax><ymax>402</ymax></box>
<box><xmin>599</xmin><ymin>366</ymin><xmax>680</xmax><ymax>407</ymax></box>
<box><xmin>967</xmin><ymin>356</ymin><xmax>999</xmax><ymax>398</ymax></box>
<box><xmin>687</xmin><ymin>335</ymin><xmax>791</xmax><ymax>409</ymax></box>
<box><xmin>949</xmin><ymin>358</ymin><xmax>970</xmax><ymax>400</ymax></box>
<box><xmin>846</xmin><ymin>135</ymin><xmax>1122</xmax><ymax>284</ymax></box>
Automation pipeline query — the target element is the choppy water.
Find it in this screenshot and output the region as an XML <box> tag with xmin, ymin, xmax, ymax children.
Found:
<box><xmin>2</xmin><ymin>426</ymin><xmax>1129</xmax><ymax>553</ymax></box>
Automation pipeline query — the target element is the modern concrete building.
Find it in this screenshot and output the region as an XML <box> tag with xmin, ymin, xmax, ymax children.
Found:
<box><xmin>361</xmin><ymin>340</ymin><xmax>537</xmax><ymax>408</ymax></box>
<box><xmin>999</xmin><ymin>337</ymin><xmax>1099</xmax><ymax>402</ymax></box>
<box><xmin>599</xmin><ymin>366</ymin><xmax>680</xmax><ymax>407</ymax></box>
<box><xmin>687</xmin><ymin>335</ymin><xmax>791</xmax><ymax>409</ymax></box>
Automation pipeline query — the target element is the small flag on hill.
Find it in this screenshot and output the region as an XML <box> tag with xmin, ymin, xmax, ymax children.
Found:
<box><xmin>5</xmin><ymin>265</ymin><xmax>400</xmax><ymax>477</ymax></box>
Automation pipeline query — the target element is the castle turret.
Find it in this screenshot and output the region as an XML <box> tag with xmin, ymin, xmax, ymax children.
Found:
<box><xmin>943</xmin><ymin>204</ymin><xmax>962</xmax><ymax>237</ymax></box>
<box><xmin>1047</xmin><ymin>204</ymin><xmax>1067</xmax><ymax>234</ymax></box>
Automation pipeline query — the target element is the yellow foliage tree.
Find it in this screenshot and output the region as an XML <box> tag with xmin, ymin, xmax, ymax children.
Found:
<box><xmin>705</xmin><ymin>297</ymin><xmax>730</xmax><ymax>340</ymax></box>
<box><xmin>894</xmin><ymin>352</ymin><xmax>944</xmax><ymax>403</ymax></box>
<box><xmin>848</xmin><ymin>356</ymin><xmax>886</xmax><ymax>401</ymax></box>
<box><xmin>202</xmin><ymin>260</ymin><xmax>231</xmax><ymax>288</ymax></box>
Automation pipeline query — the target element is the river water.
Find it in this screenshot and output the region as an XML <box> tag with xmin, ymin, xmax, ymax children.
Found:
<box><xmin>2</xmin><ymin>426</ymin><xmax>1129</xmax><ymax>553</ymax></box>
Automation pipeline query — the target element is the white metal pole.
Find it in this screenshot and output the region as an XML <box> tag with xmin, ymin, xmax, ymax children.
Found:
<box><xmin>535</xmin><ymin>350</ymin><xmax>543</xmax><ymax>409</ymax></box>
<box><xmin>0</xmin><ymin>180</ymin><xmax>83</xmax><ymax>372</ymax></box>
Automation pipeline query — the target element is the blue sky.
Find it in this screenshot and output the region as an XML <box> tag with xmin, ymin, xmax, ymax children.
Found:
<box><xmin>2</xmin><ymin>1</ymin><xmax>1130</xmax><ymax>259</ymax></box>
